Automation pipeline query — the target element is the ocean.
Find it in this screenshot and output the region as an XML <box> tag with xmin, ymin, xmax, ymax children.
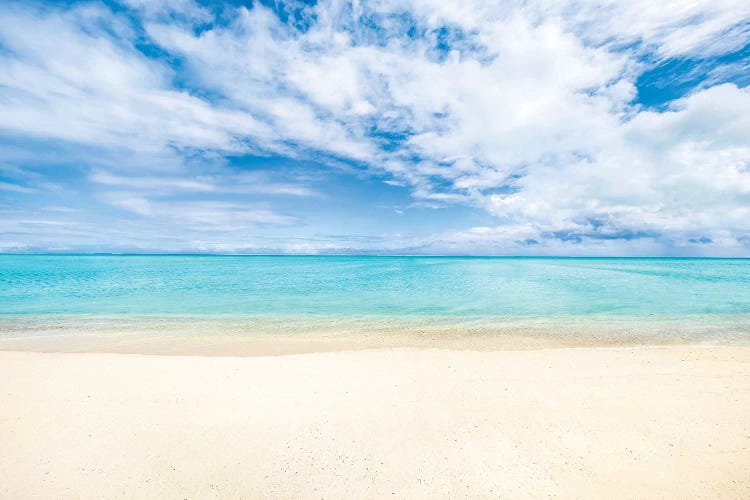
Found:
<box><xmin>1</xmin><ymin>255</ymin><xmax>749</xmax><ymax>346</ymax></box>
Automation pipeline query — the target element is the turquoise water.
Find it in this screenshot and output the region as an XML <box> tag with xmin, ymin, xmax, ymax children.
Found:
<box><xmin>1</xmin><ymin>255</ymin><xmax>749</xmax><ymax>317</ymax></box>
<box><xmin>2</xmin><ymin>255</ymin><xmax>750</xmax><ymax>346</ymax></box>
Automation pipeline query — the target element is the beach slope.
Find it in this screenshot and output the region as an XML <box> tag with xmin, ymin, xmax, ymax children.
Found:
<box><xmin>1</xmin><ymin>346</ymin><xmax>749</xmax><ymax>498</ymax></box>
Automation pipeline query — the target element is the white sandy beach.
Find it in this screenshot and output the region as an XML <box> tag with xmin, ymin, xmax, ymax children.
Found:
<box><xmin>1</xmin><ymin>345</ymin><xmax>749</xmax><ymax>499</ymax></box>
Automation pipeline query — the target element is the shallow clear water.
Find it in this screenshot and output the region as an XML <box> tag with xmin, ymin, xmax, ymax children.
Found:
<box><xmin>1</xmin><ymin>255</ymin><xmax>749</xmax><ymax>316</ymax></box>
<box><xmin>1</xmin><ymin>255</ymin><xmax>749</xmax><ymax>346</ymax></box>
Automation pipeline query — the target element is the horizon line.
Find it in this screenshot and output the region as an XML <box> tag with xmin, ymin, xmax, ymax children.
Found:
<box><xmin>2</xmin><ymin>253</ymin><xmax>749</xmax><ymax>259</ymax></box>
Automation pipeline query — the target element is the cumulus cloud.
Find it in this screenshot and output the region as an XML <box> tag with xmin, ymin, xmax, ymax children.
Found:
<box><xmin>0</xmin><ymin>0</ymin><xmax>749</xmax><ymax>254</ymax></box>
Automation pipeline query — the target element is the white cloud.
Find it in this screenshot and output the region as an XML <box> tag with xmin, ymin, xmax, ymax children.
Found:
<box><xmin>0</xmin><ymin>201</ymin><xmax>297</xmax><ymax>252</ymax></box>
<box><xmin>0</xmin><ymin>0</ymin><xmax>749</xmax><ymax>253</ymax></box>
<box><xmin>100</xmin><ymin>194</ymin><xmax>297</xmax><ymax>228</ymax></box>
<box><xmin>0</xmin><ymin>181</ymin><xmax>36</xmax><ymax>193</ymax></box>
<box><xmin>88</xmin><ymin>171</ymin><xmax>319</xmax><ymax>197</ymax></box>
<box><xmin>121</xmin><ymin>0</ymin><xmax>211</xmax><ymax>24</ymax></box>
<box><xmin>0</xmin><ymin>3</ymin><xmax>269</xmax><ymax>165</ymax></box>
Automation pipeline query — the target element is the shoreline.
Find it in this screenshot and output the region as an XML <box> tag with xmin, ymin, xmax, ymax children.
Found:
<box><xmin>2</xmin><ymin>330</ymin><xmax>750</xmax><ymax>357</ymax></box>
<box><xmin>1</xmin><ymin>313</ymin><xmax>749</xmax><ymax>356</ymax></box>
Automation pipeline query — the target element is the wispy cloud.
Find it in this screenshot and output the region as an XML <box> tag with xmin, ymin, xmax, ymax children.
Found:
<box><xmin>0</xmin><ymin>181</ymin><xmax>36</xmax><ymax>193</ymax></box>
<box><xmin>89</xmin><ymin>171</ymin><xmax>320</xmax><ymax>197</ymax></box>
<box><xmin>100</xmin><ymin>194</ymin><xmax>298</xmax><ymax>227</ymax></box>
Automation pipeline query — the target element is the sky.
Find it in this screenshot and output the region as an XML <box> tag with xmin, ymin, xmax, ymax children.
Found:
<box><xmin>1</xmin><ymin>0</ymin><xmax>750</xmax><ymax>255</ymax></box>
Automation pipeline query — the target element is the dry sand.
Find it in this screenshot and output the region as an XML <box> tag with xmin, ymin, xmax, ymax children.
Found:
<box><xmin>1</xmin><ymin>346</ymin><xmax>750</xmax><ymax>499</ymax></box>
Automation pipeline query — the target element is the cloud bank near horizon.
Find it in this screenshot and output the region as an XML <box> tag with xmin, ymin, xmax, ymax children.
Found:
<box><xmin>1</xmin><ymin>0</ymin><xmax>750</xmax><ymax>255</ymax></box>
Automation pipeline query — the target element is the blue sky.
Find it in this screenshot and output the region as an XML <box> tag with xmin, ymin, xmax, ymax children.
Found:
<box><xmin>1</xmin><ymin>0</ymin><xmax>750</xmax><ymax>255</ymax></box>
